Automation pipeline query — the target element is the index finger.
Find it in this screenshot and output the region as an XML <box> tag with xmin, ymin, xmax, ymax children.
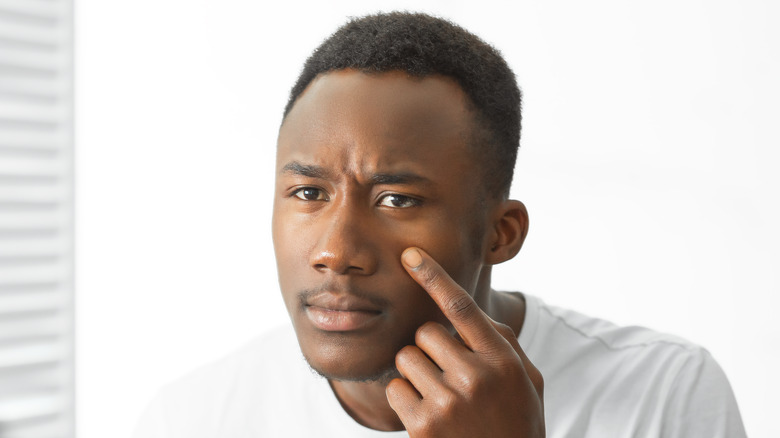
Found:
<box><xmin>401</xmin><ymin>247</ymin><xmax>502</xmax><ymax>351</ymax></box>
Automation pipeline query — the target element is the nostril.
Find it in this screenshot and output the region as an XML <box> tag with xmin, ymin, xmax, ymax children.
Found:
<box><xmin>310</xmin><ymin>248</ymin><xmax>376</xmax><ymax>275</ymax></box>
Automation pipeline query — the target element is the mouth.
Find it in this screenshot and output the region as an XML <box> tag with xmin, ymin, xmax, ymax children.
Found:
<box><xmin>303</xmin><ymin>291</ymin><xmax>384</xmax><ymax>332</ymax></box>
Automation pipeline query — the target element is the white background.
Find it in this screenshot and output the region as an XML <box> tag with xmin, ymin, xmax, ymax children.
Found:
<box><xmin>75</xmin><ymin>1</ymin><xmax>779</xmax><ymax>436</ymax></box>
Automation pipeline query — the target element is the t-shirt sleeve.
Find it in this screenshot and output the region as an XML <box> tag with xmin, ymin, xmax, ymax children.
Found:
<box><xmin>132</xmin><ymin>391</ymin><xmax>170</xmax><ymax>438</ymax></box>
<box><xmin>661</xmin><ymin>348</ymin><xmax>746</xmax><ymax>438</ymax></box>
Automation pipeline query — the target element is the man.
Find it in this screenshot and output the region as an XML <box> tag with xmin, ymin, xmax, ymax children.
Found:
<box><xmin>134</xmin><ymin>12</ymin><xmax>745</xmax><ymax>437</ymax></box>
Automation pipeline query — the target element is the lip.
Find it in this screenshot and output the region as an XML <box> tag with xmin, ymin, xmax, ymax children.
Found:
<box><xmin>304</xmin><ymin>292</ymin><xmax>383</xmax><ymax>332</ymax></box>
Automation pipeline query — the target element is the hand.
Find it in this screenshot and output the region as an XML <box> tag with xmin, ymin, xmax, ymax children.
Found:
<box><xmin>386</xmin><ymin>248</ymin><xmax>545</xmax><ymax>438</ymax></box>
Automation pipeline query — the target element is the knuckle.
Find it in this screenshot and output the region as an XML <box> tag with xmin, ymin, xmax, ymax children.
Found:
<box><xmin>455</xmin><ymin>368</ymin><xmax>490</xmax><ymax>393</ymax></box>
<box><xmin>443</xmin><ymin>293</ymin><xmax>477</xmax><ymax>319</ymax></box>
<box><xmin>432</xmin><ymin>388</ymin><xmax>459</xmax><ymax>414</ymax></box>
<box><xmin>418</xmin><ymin>265</ymin><xmax>442</xmax><ymax>286</ymax></box>
<box><xmin>529</xmin><ymin>364</ymin><xmax>545</xmax><ymax>394</ymax></box>
<box><xmin>504</xmin><ymin>358</ymin><xmax>528</xmax><ymax>382</ymax></box>
<box><xmin>488</xmin><ymin>353</ymin><xmax>514</xmax><ymax>372</ymax></box>
<box><xmin>495</xmin><ymin>322</ymin><xmax>516</xmax><ymax>339</ymax></box>
<box><xmin>458</xmin><ymin>367</ymin><xmax>506</xmax><ymax>403</ymax></box>
<box><xmin>492</xmin><ymin>347</ymin><xmax>523</xmax><ymax>368</ymax></box>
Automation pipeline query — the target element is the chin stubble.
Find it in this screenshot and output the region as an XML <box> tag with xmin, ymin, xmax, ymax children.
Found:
<box><xmin>302</xmin><ymin>354</ymin><xmax>401</xmax><ymax>386</ymax></box>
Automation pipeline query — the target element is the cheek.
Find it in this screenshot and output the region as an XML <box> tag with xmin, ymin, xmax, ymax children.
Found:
<box><xmin>273</xmin><ymin>203</ymin><xmax>315</xmax><ymax>258</ymax></box>
<box><xmin>381</xmin><ymin>217</ymin><xmax>483</xmax><ymax>319</ymax></box>
<box><xmin>395</xmin><ymin>218</ymin><xmax>480</xmax><ymax>278</ymax></box>
<box><xmin>272</xmin><ymin>209</ymin><xmax>315</xmax><ymax>299</ymax></box>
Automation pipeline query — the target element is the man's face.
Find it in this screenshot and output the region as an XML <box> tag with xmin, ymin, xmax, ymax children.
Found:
<box><xmin>273</xmin><ymin>69</ymin><xmax>490</xmax><ymax>382</ymax></box>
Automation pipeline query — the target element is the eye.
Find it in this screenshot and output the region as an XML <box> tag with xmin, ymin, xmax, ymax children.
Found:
<box><xmin>292</xmin><ymin>187</ymin><xmax>328</xmax><ymax>201</ymax></box>
<box><xmin>377</xmin><ymin>194</ymin><xmax>421</xmax><ymax>208</ymax></box>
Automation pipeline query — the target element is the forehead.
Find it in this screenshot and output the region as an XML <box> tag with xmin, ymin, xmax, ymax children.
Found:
<box><xmin>276</xmin><ymin>70</ymin><xmax>476</xmax><ymax>179</ymax></box>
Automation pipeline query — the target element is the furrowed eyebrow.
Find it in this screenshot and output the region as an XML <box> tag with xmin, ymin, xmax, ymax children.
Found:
<box><xmin>281</xmin><ymin>161</ymin><xmax>432</xmax><ymax>186</ymax></box>
<box><xmin>281</xmin><ymin>161</ymin><xmax>331</xmax><ymax>179</ymax></box>
<box><xmin>369</xmin><ymin>173</ymin><xmax>431</xmax><ymax>186</ymax></box>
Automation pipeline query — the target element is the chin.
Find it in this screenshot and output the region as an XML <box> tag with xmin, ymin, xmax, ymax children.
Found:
<box><xmin>297</xmin><ymin>332</ymin><xmax>402</xmax><ymax>384</ymax></box>
<box><xmin>305</xmin><ymin>354</ymin><xmax>401</xmax><ymax>384</ymax></box>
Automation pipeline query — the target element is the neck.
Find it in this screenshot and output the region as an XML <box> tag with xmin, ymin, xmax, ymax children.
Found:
<box><xmin>329</xmin><ymin>378</ymin><xmax>404</xmax><ymax>431</ymax></box>
<box><xmin>328</xmin><ymin>268</ymin><xmax>526</xmax><ymax>431</ymax></box>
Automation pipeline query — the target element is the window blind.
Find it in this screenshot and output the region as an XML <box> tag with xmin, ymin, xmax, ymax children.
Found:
<box><xmin>0</xmin><ymin>0</ymin><xmax>74</xmax><ymax>437</ymax></box>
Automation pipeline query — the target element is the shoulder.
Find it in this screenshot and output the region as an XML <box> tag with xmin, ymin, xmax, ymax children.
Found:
<box><xmin>521</xmin><ymin>293</ymin><xmax>703</xmax><ymax>368</ymax></box>
<box><xmin>518</xmin><ymin>294</ymin><xmax>745</xmax><ymax>437</ymax></box>
<box><xmin>522</xmin><ymin>293</ymin><xmax>717</xmax><ymax>386</ymax></box>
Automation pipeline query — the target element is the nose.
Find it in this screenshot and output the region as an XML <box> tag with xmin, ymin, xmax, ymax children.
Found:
<box><xmin>309</xmin><ymin>201</ymin><xmax>378</xmax><ymax>275</ymax></box>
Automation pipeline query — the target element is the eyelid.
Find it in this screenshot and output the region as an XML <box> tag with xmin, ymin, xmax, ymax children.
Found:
<box><xmin>290</xmin><ymin>186</ymin><xmax>329</xmax><ymax>201</ymax></box>
<box><xmin>376</xmin><ymin>192</ymin><xmax>422</xmax><ymax>208</ymax></box>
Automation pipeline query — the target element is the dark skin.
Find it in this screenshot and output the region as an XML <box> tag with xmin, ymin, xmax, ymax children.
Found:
<box><xmin>272</xmin><ymin>69</ymin><xmax>544</xmax><ymax>436</ymax></box>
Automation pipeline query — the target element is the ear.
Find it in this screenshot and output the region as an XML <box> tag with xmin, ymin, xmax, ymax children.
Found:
<box><xmin>484</xmin><ymin>200</ymin><xmax>529</xmax><ymax>265</ymax></box>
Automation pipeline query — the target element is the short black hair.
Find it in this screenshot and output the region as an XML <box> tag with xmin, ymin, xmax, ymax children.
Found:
<box><xmin>283</xmin><ymin>12</ymin><xmax>521</xmax><ymax>198</ymax></box>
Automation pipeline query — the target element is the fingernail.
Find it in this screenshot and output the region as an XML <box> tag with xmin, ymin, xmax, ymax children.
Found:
<box><xmin>402</xmin><ymin>248</ymin><xmax>423</xmax><ymax>270</ymax></box>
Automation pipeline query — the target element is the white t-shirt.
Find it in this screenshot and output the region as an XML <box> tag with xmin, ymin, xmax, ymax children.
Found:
<box><xmin>132</xmin><ymin>294</ymin><xmax>746</xmax><ymax>437</ymax></box>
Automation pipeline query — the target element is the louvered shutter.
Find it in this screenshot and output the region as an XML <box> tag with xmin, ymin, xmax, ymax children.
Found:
<box><xmin>0</xmin><ymin>0</ymin><xmax>74</xmax><ymax>437</ymax></box>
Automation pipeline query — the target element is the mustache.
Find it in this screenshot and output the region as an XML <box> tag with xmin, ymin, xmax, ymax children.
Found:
<box><xmin>297</xmin><ymin>284</ymin><xmax>391</xmax><ymax>309</ymax></box>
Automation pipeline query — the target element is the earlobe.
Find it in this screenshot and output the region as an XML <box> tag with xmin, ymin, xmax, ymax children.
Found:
<box><xmin>485</xmin><ymin>200</ymin><xmax>529</xmax><ymax>265</ymax></box>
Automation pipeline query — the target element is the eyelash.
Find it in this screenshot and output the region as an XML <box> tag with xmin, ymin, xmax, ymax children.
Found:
<box><xmin>289</xmin><ymin>187</ymin><xmax>422</xmax><ymax>208</ymax></box>
<box><xmin>291</xmin><ymin>187</ymin><xmax>328</xmax><ymax>202</ymax></box>
<box><xmin>377</xmin><ymin>193</ymin><xmax>421</xmax><ymax>208</ymax></box>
